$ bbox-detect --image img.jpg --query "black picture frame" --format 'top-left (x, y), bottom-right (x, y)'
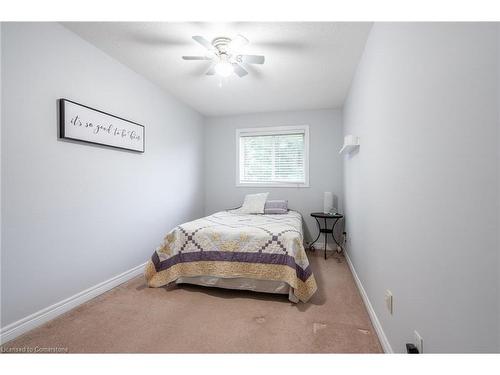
top-left (59, 98), bottom-right (145, 153)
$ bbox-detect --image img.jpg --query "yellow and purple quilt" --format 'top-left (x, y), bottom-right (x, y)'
top-left (145, 210), bottom-right (317, 302)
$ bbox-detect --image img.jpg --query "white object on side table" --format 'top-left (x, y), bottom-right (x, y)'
top-left (323, 192), bottom-right (333, 214)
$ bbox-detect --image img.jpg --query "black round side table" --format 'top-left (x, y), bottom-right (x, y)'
top-left (309, 212), bottom-right (344, 260)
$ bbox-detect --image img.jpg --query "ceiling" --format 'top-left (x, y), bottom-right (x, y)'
top-left (62, 22), bottom-right (372, 116)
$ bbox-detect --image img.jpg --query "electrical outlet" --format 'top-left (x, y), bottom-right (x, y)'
top-left (384, 290), bottom-right (393, 314)
top-left (343, 232), bottom-right (350, 245)
top-left (414, 330), bottom-right (423, 354)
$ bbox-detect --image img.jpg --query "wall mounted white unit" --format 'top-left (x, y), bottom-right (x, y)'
top-left (339, 135), bottom-right (360, 155)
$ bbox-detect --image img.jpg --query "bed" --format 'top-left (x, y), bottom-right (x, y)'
top-left (144, 210), bottom-right (317, 302)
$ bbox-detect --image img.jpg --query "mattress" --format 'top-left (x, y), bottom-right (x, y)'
top-left (144, 210), bottom-right (317, 302)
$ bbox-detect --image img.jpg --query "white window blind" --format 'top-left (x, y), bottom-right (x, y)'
top-left (237, 126), bottom-right (309, 187)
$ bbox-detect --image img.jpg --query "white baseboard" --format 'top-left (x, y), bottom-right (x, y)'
top-left (0, 262), bottom-right (146, 345)
top-left (344, 251), bottom-right (394, 353)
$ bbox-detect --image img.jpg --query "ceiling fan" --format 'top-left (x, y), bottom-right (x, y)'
top-left (182, 35), bottom-right (265, 78)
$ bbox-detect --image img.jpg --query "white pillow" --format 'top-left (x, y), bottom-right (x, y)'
top-left (239, 193), bottom-right (269, 214)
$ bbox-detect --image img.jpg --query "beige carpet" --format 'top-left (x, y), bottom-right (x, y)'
top-left (3, 250), bottom-right (382, 353)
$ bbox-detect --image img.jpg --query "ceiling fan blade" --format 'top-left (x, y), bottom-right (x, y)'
top-left (192, 35), bottom-right (214, 51)
top-left (182, 56), bottom-right (211, 60)
top-left (206, 63), bottom-right (216, 75)
top-left (228, 34), bottom-right (249, 50)
top-left (238, 55), bottom-right (265, 64)
top-left (232, 63), bottom-right (248, 77)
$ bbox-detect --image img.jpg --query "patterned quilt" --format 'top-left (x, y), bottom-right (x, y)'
top-left (145, 210), bottom-right (317, 302)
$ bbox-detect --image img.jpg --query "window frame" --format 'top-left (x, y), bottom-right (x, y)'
top-left (235, 125), bottom-right (310, 188)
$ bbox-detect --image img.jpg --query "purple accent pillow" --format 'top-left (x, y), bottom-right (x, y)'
top-left (264, 200), bottom-right (288, 214)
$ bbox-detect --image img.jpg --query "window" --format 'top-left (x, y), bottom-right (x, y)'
top-left (236, 125), bottom-right (309, 187)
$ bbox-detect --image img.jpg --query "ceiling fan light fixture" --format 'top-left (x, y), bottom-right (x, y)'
top-left (214, 61), bottom-right (234, 77)
top-left (182, 34), bottom-right (263, 80)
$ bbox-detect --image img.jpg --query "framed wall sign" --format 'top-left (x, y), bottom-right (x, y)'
top-left (59, 99), bottom-right (145, 153)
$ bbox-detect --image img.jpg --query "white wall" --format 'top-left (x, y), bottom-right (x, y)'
top-left (204, 109), bottom-right (343, 243)
top-left (1, 23), bottom-right (204, 327)
top-left (498, 23), bottom-right (500, 351)
top-left (0, 23), bottom-right (3, 328)
top-left (343, 23), bottom-right (499, 352)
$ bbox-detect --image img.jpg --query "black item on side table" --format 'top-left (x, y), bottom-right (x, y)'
top-left (309, 212), bottom-right (344, 260)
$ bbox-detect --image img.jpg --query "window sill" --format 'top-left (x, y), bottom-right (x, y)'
top-left (236, 182), bottom-right (310, 188)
